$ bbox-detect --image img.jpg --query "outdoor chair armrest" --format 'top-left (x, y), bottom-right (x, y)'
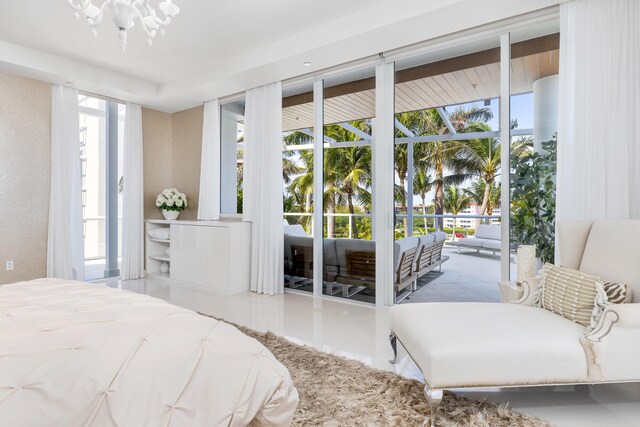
top-left (509, 276), bottom-right (541, 306)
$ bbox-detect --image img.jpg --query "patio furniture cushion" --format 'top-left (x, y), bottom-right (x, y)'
top-left (474, 224), bottom-right (501, 240)
top-left (324, 238), bottom-right (339, 277)
top-left (539, 263), bottom-right (599, 327)
top-left (482, 240), bottom-right (501, 250)
top-left (284, 224), bottom-right (308, 236)
top-left (457, 238), bottom-right (483, 248)
top-left (390, 303), bottom-right (589, 389)
top-left (433, 232), bottom-right (446, 243)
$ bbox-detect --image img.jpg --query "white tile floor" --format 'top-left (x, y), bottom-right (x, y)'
top-left (96, 249), bottom-right (640, 427)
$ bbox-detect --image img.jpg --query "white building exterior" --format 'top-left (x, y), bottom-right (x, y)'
top-left (442, 204), bottom-right (501, 231)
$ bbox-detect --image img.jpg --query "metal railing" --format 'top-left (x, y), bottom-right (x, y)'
top-left (284, 212), bottom-right (500, 239)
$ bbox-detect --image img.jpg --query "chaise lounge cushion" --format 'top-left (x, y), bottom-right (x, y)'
top-left (390, 303), bottom-right (588, 389)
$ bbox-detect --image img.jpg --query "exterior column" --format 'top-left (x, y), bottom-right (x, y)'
top-left (533, 74), bottom-right (559, 152)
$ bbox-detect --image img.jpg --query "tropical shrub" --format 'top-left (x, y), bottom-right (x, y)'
top-left (510, 136), bottom-right (557, 264)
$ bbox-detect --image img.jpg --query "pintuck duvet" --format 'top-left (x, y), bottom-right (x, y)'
top-left (0, 279), bottom-right (299, 426)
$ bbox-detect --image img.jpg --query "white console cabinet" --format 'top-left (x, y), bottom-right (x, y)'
top-left (145, 219), bottom-right (251, 294)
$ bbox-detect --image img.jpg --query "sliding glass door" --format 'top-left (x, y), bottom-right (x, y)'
top-left (271, 18), bottom-right (559, 304)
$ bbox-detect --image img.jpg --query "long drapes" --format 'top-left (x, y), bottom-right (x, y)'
top-left (243, 82), bottom-right (284, 295)
top-left (197, 99), bottom-right (221, 221)
top-left (557, 0), bottom-right (640, 221)
top-left (121, 102), bottom-right (145, 280)
top-left (47, 84), bottom-right (84, 280)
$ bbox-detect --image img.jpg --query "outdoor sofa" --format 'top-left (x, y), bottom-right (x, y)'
top-left (283, 225), bottom-right (449, 302)
top-left (448, 223), bottom-right (504, 254)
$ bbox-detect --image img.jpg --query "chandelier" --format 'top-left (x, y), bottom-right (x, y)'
top-left (67, 1), bottom-right (180, 50)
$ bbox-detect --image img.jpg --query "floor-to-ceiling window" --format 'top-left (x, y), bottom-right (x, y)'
top-left (281, 82), bottom-right (315, 293)
top-left (391, 36), bottom-right (504, 302)
top-left (509, 31), bottom-right (559, 276)
top-left (220, 100), bottom-right (245, 215)
top-left (321, 68), bottom-right (377, 303)
top-left (79, 95), bottom-right (124, 280)
top-left (272, 19), bottom-right (559, 305)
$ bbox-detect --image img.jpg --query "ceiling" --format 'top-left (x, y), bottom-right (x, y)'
top-left (0, 0), bottom-right (560, 113)
top-left (283, 48), bottom-right (559, 131)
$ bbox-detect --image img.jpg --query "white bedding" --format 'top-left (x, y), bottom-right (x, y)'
top-left (0, 279), bottom-right (298, 426)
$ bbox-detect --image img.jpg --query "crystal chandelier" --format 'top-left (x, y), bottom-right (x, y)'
top-left (67, 0), bottom-right (180, 50)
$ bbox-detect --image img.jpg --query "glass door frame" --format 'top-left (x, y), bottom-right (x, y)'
top-left (283, 9), bottom-right (560, 304)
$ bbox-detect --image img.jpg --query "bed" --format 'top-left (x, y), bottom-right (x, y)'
top-left (0, 278), bottom-right (299, 426)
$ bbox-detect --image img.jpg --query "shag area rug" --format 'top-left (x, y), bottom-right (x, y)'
top-left (202, 315), bottom-right (550, 426)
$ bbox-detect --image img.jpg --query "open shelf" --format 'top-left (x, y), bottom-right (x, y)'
top-left (149, 238), bottom-right (170, 243)
top-left (149, 254), bottom-right (170, 262)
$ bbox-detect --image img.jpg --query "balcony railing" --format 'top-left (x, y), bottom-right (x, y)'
top-left (284, 212), bottom-right (500, 239)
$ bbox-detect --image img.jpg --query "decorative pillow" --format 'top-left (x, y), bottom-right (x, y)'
top-left (536, 263), bottom-right (600, 327)
top-left (590, 281), bottom-right (633, 330)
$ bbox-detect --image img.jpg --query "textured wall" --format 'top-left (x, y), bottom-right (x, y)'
top-left (142, 108), bottom-right (172, 219)
top-left (0, 73), bottom-right (203, 284)
top-left (170, 105), bottom-right (203, 220)
top-left (0, 74), bottom-right (51, 285)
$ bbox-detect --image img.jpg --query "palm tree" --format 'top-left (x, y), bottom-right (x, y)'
top-left (394, 112), bottom-right (432, 236)
top-left (323, 122), bottom-right (372, 239)
top-left (413, 167), bottom-right (434, 233)
top-left (415, 106), bottom-right (494, 231)
top-left (443, 185), bottom-right (471, 241)
top-left (457, 124), bottom-right (530, 215)
top-left (324, 145), bottom-right (371, 238)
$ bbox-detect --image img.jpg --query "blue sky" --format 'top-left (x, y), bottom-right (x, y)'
top-left (463, 92), bottom-right (534, 132)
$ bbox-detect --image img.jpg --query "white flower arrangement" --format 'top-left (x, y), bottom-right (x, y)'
top-left (156, 188), bottom-right (188, 212)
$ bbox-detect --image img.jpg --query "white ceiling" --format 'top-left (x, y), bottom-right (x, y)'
top-left (0, 0), bottom-right (560, 113)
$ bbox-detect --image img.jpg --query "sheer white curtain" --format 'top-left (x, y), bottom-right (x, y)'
top-left (243, 82), bottom-right (284, 295)
top-left (557, 0), bottom-right (640, 221)
top-left (47, 84), bottom-right (84, 280)
top-left (121, 102), bottom-right (145, 280)
top-left (197, 99), bottom-right (221, 220)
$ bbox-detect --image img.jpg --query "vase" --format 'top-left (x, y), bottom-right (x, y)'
top-left (159, 262), bottom-right (169, 274)
top-left (516, 245), bottom-right (536, 284)
top-left (162, 209), bottom-right (180, 221)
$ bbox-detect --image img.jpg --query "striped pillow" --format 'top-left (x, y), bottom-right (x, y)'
top-left (536, 264), bottom-right (599, 327)
top-left (590, 281), bottom-right (633, 330)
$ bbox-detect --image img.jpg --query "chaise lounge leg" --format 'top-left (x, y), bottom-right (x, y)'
top-left (388, 333), bottom-right (398, 364)
top-left (424, 386), bottom-right (443, 427)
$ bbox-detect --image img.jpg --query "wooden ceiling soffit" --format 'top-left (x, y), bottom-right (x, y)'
top-left (282, 33), bottom-right (559, 109)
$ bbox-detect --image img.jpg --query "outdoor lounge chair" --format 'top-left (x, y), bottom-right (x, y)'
top-left (414, 232), bottom-right (449, 280)
top-left (335, 237), bottom-right (422, 302)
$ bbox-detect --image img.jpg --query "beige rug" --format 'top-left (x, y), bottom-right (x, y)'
top-left (202, 315), bottom-right (549, 426)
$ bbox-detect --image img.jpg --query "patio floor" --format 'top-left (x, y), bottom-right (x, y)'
top-left (403, 245), bottom-right (510, 303)
top-left (286, 243), bottom-right (516, 304)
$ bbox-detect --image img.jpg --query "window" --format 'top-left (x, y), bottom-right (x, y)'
top-left (220, 101), bottom-right (245, 214)
top-left (79, 95), bottom-right (125, 280)
top-left (275, 20), bottom-right (559, 305)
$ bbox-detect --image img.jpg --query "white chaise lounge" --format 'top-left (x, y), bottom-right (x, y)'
top-left (389, 220), bottom-right (640, 426)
